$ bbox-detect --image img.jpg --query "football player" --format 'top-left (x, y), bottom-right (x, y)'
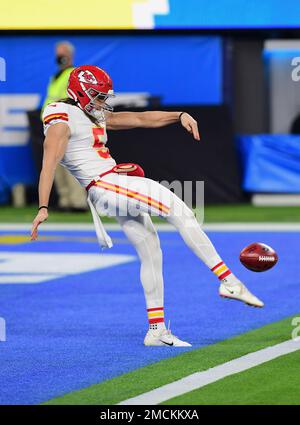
top-left (31, 66), bottom-right (264, 347)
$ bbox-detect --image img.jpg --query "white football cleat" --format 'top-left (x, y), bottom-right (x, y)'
top-left (144, 328), bottom-right (192, 347)
top-left (219, 280), bottom-right (264, 308)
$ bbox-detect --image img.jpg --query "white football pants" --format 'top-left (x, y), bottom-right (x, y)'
top-left (89, 173), bottom-right (223, 311)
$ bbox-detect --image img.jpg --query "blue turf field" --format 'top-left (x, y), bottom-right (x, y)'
top-left (0, 228), bottom-right (299, 404)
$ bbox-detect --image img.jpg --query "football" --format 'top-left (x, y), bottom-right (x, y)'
top-left (240, 242), bottom-right (278, 272)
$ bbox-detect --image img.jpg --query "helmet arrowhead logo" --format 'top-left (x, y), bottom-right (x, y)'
top-left (78, 70), bottom-right (97, 85)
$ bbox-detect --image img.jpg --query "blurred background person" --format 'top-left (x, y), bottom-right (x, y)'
top-left (41, 41), bottom-right (74, 112)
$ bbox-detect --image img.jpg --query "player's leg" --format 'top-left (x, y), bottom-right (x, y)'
top-left (116, 212), bottom-right (191, 347)
top-left (122, 174), bottom-right (263, 307)
top-left (91, 174), bottom-right (263, 307)
top-left (98, 173), bottom-right (235, 279)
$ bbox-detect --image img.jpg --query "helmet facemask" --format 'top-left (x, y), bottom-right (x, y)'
top-left (84, 87), bottom-right (114, 123)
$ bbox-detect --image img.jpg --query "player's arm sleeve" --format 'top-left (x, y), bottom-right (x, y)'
top-left (42, 103), bottom-right (71, 136)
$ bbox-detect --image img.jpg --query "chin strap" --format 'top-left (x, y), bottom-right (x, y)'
top-left (93, 109), bottom-right (106, 124)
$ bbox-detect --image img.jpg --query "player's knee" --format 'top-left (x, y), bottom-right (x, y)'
top-left (147, 231), bottom-right (161, 253)
top-left (153, 245), bottom-right (163, 263)
top-left (144, 231), bottom-right (162, 261)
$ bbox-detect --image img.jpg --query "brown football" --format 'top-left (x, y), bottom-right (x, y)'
top-left (240, 242), bottom-right (278, 272)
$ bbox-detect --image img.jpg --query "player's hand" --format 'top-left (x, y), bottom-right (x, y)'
top-left (31, 208), bottom-right (48, 241)
top-left (180, 113), bottom-right (200, 141)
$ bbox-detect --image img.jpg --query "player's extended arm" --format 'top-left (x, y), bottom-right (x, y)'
top-left (31, 123), bottom-right (70, 241)
top-left (106, 111), bottom-right (200, 141)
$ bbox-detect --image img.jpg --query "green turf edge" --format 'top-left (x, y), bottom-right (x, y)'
top-left (163, 350), bottom-right (300, 405)
top-left (42, 315), bottom-right (299, 405)
top-left (1, 204), bottom-right (300, 223)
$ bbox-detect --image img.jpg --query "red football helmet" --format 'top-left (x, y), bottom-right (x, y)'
top-left (67, 65), bottom-right (114, 120)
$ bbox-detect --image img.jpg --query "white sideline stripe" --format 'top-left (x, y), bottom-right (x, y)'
top-left (1, 223), bottom-right (300, 232)
top-left (202, 223), bottom-right (300, 232)
top-left (0, 274), bottom-right (61, 283)
top-left (118, 339), bottom-right (300, 405)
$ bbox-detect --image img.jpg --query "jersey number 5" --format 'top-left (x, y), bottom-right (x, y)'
top-left (92, 127), bottom-right (111, 159)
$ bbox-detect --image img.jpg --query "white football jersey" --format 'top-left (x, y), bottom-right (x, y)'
top-left (42, 102), bottom-right (116, 187)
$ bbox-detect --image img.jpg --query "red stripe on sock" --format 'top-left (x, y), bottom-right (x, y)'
top-left (147, 307), bottom-right (164, 312)
top-left (219, 269), bottom-right (232, 280)
top-left (211, 261), bottom-right (224, 272)
top-left (149, 318), bottom-right (165, 324)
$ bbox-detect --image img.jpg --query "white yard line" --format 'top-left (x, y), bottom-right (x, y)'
top-left (1, 223), bottom-right (300, 232)
top-left (119, 339), bottom-right (300, 405)
top-left (202, 223), bottom-right (300, 232)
